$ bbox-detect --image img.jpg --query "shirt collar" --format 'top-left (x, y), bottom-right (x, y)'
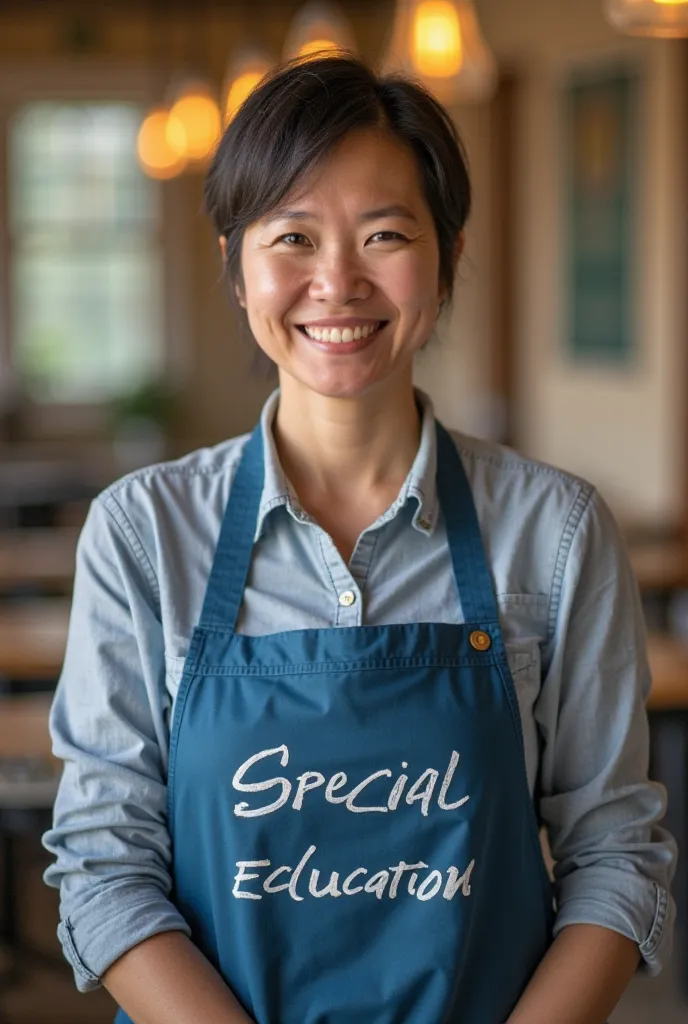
top-left (253, 387), bottom-right (439, 541)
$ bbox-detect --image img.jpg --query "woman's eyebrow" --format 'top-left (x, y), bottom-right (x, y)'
top-left (263, 204), bottom-right (418, 225)
top-left (359, 205), bottom-right (418, 223)
top-left (263, 209), bottom-right (314, 224)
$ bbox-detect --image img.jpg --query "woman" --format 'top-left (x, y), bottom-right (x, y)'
top-left (44, 55), bottom-right (676, 1024)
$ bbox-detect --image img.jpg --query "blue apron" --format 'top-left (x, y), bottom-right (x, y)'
top-left (115, 420), bottom-right (554, 1024)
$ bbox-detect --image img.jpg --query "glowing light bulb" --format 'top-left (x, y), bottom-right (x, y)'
top-left (225, 71), bottom-right (264, 121)
top-left (168, 83), bottom-right (221, 163)
top-left (223, 49), bottom-right (273, 125)
top-left (385, 0), bottom-right (497, 104)
top-left (137, 107), bottom-right (187, 180)
top-left (412, 1), bottom-right (463, 78)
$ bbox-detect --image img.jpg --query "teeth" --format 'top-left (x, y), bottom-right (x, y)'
top-left (302, 322), bottom-right (380, 342)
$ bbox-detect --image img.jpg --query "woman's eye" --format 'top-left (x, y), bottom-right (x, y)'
top-left (367, 231), bottom-right (407, 244)
top-left (277, 232), bottom-right (311, 246)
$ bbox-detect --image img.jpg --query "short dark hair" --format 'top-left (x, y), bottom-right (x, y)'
top-left (205, 54), bottom-right (471, 304)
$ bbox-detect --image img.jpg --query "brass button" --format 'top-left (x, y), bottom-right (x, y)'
top-left (418, 518), bottom-right (432, 531)
top-left (469, 630), bottom-right (491, 652)
top-left (339, 590), bottom-right (356, 608)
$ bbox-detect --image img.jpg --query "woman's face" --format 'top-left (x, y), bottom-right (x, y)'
top-left (233, 128), bottom-right (451, 401)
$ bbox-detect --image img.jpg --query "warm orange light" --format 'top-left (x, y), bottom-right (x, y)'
top-left (168, 85), bottom-right (222, 163)
top-left (225, 71), bottom-right (265, 122)
top-left (137, 108), bottom-right (187, 180)
top-left (385, 1), bottom-right (496, 103)
top-left (299, 38), bottom-right (338, 56)
top-left (654, 0), bottom-right (688, 5)
top-left (412, 0), bottom-right (463, 78)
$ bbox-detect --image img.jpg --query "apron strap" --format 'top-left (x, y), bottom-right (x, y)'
top-left (198, 424), bottom-right (265, 631)
top-left (199, 417), bottom-right (500, 632)
top-left (435, 421), bottom-right (501, 625)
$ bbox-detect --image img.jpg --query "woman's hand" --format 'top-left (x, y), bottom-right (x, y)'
top-left (506, 924), bottom-right (640, 1024)
top-left (103, 931), bottom-right (255, 1024)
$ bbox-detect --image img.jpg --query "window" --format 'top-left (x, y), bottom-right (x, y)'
top-left (7, 100), bottom-right (164, 404)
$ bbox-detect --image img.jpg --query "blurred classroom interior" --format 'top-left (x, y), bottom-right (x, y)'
top-left (0, 0), bottom-right (688, 1020)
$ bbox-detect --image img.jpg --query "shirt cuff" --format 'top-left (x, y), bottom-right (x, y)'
top-left (57, 883), bottom-right (191, 992)
top-left (553, 867), bottom-right (675, 975)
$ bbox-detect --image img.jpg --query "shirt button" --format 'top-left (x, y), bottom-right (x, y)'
top-left (339, 590), bottom-right (356, 608)
top-left (418, 518), bottom-right (432, 531)
top-left (469, 630), bottom-right (492, 652)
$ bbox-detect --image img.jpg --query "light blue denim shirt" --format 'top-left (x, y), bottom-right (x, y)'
top-left (43, 388), bottom-right (677, 993)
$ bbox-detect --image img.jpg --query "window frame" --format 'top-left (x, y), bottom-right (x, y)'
top-left (0, 60), bottom-right (191, 438)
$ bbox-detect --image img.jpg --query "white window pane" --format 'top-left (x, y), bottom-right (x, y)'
top-left (13, 248), bottom-right (163, 402)
top-left (10, 102), bottom-right (158, 231)
top-left (9, 100), bottom-right (164, 404)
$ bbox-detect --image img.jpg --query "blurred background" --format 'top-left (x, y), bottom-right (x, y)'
top-left (0, 0), bottom-right (686, 1020)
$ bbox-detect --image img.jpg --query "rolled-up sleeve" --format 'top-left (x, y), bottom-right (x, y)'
top-left (537, 487), bottom-right (677, 973)
top-left (43, 494), bottom-right (190, 992)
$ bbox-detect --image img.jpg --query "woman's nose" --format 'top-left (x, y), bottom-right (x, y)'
top-left (308, 250), bottom-right (373, 305)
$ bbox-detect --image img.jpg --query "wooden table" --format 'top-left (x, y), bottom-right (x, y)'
top-left (0, 599), bottom-right (70, 682)
top-left (0, 529), bottom-right (78, 593)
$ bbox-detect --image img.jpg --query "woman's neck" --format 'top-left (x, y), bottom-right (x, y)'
top-left (273, 374), bottom-right (422, 504)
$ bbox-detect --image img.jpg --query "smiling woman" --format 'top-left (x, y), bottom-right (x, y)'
top-left (208, 58), bottom-right (469, 409)
top-left (44, 53), bottom-right (676, 1024)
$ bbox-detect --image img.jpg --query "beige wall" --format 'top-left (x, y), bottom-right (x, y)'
top-left (424, 0), bottom-right (686, 526)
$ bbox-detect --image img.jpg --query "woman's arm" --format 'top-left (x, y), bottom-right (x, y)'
top-left (103, 932), bottom-right (254, 1024)
top-left (535, 489), bottom-right (676, 982)
top-left (507, 924), bottom-right (639, 1024)
top-left (43, 496), bottom-right (193, 991)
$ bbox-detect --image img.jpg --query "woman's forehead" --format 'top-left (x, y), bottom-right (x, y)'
top-left (268, 129), bottom-right (426, 216)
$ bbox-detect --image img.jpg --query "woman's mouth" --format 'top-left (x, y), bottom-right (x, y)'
top-left (297, 321), bottom-right (385, 344)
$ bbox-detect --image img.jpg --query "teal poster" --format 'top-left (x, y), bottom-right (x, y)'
top-left (565, 67), bottom-right (638, 364)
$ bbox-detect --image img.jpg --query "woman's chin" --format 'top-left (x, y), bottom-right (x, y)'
top-left (287, 374), bottom-right (377, 401)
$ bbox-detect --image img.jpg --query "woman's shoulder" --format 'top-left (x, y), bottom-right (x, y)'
top-left (93, 431), bottom-right (256, 527)
top-left (447, 428), bottom-right (595, 511)
top-left (102, 432), bottom-right (253, 501)
top-left (83, 432), bottom-right (254, 570)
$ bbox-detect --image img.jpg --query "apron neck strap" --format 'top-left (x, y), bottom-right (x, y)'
top-left (434, 421), bottom-right (500, 625)
top-left (199, 424), bottom-right (265, 631)
top-left (199, 418), bottom-right (500, 632)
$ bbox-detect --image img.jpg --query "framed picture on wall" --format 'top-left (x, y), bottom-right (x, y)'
top-left (563, 62), bottom-right (640, 366)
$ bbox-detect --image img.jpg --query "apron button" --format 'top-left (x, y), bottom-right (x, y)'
top-left (339, 590), bottom-right (356, 607)
top-left (469, 630), bottom-right (491, 651)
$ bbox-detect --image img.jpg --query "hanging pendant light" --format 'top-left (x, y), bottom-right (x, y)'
top-left (385, 0), bottom-right (498, 104)
top-left (223, 48), bottom-right (273, 124)
top-left (137, 106), bottom-right (187, 180)
top-left (605, 0), bottom-right (688, 37)
top-left (167, 79), bottom-right (222, 166)
top-left (283, 1), bottom-right (356, 60)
